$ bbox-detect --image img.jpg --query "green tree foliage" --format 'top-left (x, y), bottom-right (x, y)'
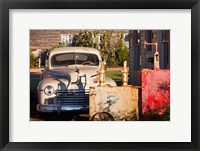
top-left (116, 32), bottom-right (129, 66)
top-left (30, 48), bottom-right (37, 68)
top-left (93, 30), bottom-right (100, 49)
top-left (72, 30), bottom-right (129, 67)
top-left (99, 30), bottom-right (116, 66)
top-left (51, 43), bottom-right (65, 49)
top-left (72, 30), bottom-right (100, 48)
top-left (75, 30), bottom-right (94, 47)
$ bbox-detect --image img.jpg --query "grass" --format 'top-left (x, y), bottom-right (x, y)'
top-left (105, 71), bottom-right (122, 81)
top-left (30, 73), bottom-right (40, 94)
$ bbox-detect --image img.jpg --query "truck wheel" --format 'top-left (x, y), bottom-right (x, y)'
top-left (90, 112), bottom-right (114, 121)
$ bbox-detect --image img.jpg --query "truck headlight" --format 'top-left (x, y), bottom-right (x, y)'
top-left (44, 85), bottom-right (54, 96)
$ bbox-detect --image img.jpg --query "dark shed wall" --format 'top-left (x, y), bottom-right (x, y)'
top-left (128, 30), bottom-right (170, 86)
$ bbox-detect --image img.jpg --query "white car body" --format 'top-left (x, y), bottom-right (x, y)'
top-left (37, 47), bottom-right (116, 113)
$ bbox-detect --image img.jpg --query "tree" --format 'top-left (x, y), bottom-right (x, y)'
top-left (30, 48), bottom-right (37, 68)
top-left (51, 43), bottom-right (65, 49)
top-left (72, 30), bottom-right (128, 67)
top-left (99, 30), bottom-right (117, 66)
top-left (115, 32), bottom-right (128, 66)
top-left (75, 30), bottom-right (94, 47)
top-left (92, 30), bottom-right (100, 49)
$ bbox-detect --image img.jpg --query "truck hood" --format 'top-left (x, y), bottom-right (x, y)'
top-left (39, 65), bottom-right (116, 93)
top-left (46, 66), bottom-right (99, 83)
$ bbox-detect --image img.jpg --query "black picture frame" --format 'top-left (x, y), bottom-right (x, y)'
top-left (0, 0), bottom-right (199, 151)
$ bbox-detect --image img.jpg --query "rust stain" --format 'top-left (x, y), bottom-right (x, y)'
top-left (89, 86), bottom-right (139, 121)
top-left (142, 69), bottom-right (170, 115)
top-left (121, 61), bottom-right (128, 86)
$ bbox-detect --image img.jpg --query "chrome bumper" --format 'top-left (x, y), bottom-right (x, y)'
top-left (37, 104), bottom-right (89, 113)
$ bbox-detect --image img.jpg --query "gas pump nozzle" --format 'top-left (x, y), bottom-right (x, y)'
top-left (98, 62), bottom-right (105, 86)
top-left (144, 41), bottom-right (160, 70)
top-left (121, 61), bottom-right (128, 86)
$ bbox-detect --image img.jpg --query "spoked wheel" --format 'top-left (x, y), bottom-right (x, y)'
top-left (91, 112), bottom-right (114, 121)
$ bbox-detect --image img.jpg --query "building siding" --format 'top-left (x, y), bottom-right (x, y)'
top-left (30, 30), bottom-right (129, 50)
top-left (128, 30), bottom-right (170, 85)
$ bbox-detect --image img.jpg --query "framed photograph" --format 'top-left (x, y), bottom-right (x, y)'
top-left (0, 0), bottom-right (199, 151)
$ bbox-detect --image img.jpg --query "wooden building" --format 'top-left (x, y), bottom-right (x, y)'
top-left (30, 30), bottom-right (129, 50)
top-left (128, 30), bottom-right (170, 86)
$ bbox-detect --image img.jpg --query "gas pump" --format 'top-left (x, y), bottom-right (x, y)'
top-left (142, 41), bottom-right (170, 115)
top-left (144, 41), bottom-right (160, 69)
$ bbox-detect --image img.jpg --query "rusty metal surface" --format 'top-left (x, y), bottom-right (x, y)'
top-left (98, 62), bottom-right (106, 86)
top-left (141, 69), bottom-right (170, 115)
top-left (144, 41), bottom-right (160, 69)
top-left (121, 61), bottom-right (128, 86)
top-left (89, 86), bottom-right (139, 121)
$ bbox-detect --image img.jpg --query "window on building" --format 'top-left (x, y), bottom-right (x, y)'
top-left (124, 33), bottom-right (129, 48)
top-left (60, 34), bottom-right (73, 44)
top-left (145, 30), bottom-right (152, 51)
top-left (124, 33), bottom-right (129, 42)
top-left (60, 34), bottom-right (66, 44)
top-left (68, 34), bottom-right (72, 43)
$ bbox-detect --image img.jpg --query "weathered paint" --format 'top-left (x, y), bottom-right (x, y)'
top-left (89, 86), bottom-right (139, 121)
top-left (141, 69), bottom-right (170, 114)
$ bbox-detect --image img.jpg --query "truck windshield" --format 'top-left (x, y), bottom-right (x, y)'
top-left (51, 52), bottom-right (99, 67)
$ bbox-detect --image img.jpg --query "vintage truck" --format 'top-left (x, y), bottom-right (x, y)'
top-left (36, 47), bottom-right (117, 114)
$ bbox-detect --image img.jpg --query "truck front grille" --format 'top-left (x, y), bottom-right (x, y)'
top-left (56, 90), bottom-right (89, 105)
